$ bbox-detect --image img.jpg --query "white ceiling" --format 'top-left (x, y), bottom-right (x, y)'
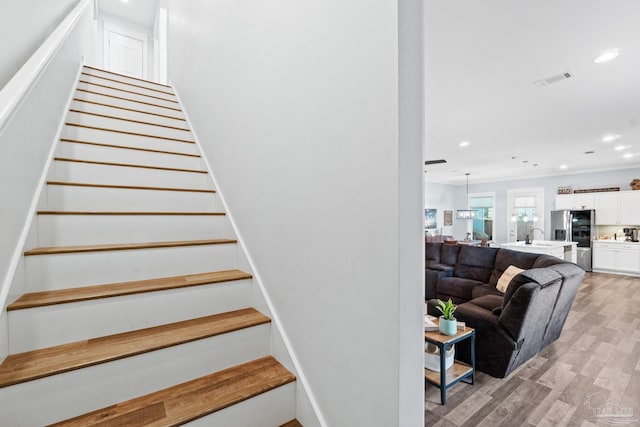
top-left (424, 0), bottom-right (640, 185)
top-left (97, 0), bottom-right (159, 29)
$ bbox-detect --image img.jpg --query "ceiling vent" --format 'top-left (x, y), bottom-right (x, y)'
top-left (534, 71), bottom-right (573, 87)
top-left (424, 159), bottom-right (447, 165)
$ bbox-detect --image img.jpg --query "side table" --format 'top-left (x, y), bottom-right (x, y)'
top-left (424, 320), bottom-right (475, 404)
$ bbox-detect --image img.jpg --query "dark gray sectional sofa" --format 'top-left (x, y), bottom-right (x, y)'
top-left (425, 243), bottom-right (585, 378)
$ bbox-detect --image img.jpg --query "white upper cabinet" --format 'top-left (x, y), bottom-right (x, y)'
top-left (619, 191), bottom-right (640, 225)
top-left (555, 193), bottom-right (595, 210)
top-left (594, 192), bottom-right (620, 225)
top-left (558, 191), bottom-right (640, 225)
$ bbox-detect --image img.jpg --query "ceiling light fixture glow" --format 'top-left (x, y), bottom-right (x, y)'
top-left (602, 134), bottom-right (621, 143)
top-left (559, 164), bottom-right (568, 169)
top-left (623, 153), bottom-right (634, 159)
top-left (594, 49), bottom-right (619, 64)
top-left (614, 145), bottom-right (627, 151)
top-left (459, 141), bottom-right (470, 147)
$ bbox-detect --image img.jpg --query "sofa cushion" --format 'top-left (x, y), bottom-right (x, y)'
top-left (441, 244), bottom-right (461, 266)
top-left (437, 276), bottom-right (484, 302)
top-left (454, 246), bottom-right (499, 283)
top-left (489, 249), bottom-right (540, 286)
top-left (471, 283), bottom-right (503, 299)
top-left (532, 254), bottom-right (566, 268)
top-left (426, 262), bottom-right (454, 272)
top-left (426, 242), bottom-right (442, 264)
top-left (502, 268), bottom-right (563, 308)
top-left (496, 265), bottom-right (524, 293)
top-left (468, 294), bottom-right (503, 311)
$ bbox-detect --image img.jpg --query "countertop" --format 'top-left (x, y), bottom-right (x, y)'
top-left (593, 239), bottom-right (640, 244)
top-left (500, 240), bottom-right (577, 250)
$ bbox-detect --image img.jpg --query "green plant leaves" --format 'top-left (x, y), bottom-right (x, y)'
top-left (435, 298), bottom-right (457, 320)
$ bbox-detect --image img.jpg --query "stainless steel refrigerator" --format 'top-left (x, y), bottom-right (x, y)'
top-left (550, 209), bottom-right (596, 271)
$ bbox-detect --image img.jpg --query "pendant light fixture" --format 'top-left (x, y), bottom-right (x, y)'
top-left (456, 173), bottom-right (477, 220)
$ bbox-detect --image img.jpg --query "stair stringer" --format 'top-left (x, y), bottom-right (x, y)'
top-left (0, 63), bottom-right (86, 363)
top-left (175, 88), bottom-right (326, 427)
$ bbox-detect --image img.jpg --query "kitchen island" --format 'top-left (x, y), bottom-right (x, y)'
top-left (499, 240), bottom-right (578, 263)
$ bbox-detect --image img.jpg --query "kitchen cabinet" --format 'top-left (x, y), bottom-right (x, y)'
top-left (593, 241), bottom-right (640, 275)
top-left (555, 193), bottom-right (594, 210)
top-left (618, 191), bottom-right (640, 225)
top-left (594, 192), bottom-right (620, 225)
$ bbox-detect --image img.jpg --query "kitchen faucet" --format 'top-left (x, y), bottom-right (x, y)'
top-left (525, 227), bottom-right (544, 245)
top-left (531, 228), bottom-right (544, 240)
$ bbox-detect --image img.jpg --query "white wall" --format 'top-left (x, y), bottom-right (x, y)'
top-left (0, 0), bottom-right (80, 90)
top-left (0, 0), bottom-right (93, 361)
top-left (167, 1), bottom-right (424, 425)
top-left (424, 181), bottom-right (457, 236)
top-left (426, 166), bottom-right (640, 243)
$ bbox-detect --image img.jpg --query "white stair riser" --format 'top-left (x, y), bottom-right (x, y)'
top-left (82, 67), bottom-right (172, 93)
top-left (66, 111), bottom-right (194, 142)
top-left (70, 99), bottom-right (188, 128)
top-left (80, 73), bottom-right (178, 101)
top-left (0, 325), bottom-right (271, 427)
top-left (25, 243), bottom-right (238, 291)
top-left (36, 214), bottom-right (229, 246)
top-left (9, 279), bottom-right (253, 353)
top-left (57, 140), bottom-right (204, 170)
top-left (74, 90), bottom-right (185, 119)
top-left (40, 185), bottom-right (218, 212)
top-left (48, 161), bottom-right (212, 189)
top-left (77, 81), bottom-right (179, 110)
top-left (186, 383), bottom-right (296, 427)
top-left (62, 125), bottom-right (198, 155)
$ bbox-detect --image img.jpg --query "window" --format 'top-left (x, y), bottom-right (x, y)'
top-left (507, 188), bottom-right (545, 243)
top-left (468, 193), bottom-right (494, 240)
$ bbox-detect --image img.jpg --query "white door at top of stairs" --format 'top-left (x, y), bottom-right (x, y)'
top-left (104, 25), bottom-right (148, 79)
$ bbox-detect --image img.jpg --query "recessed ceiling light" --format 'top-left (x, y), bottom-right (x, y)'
top-left (559, 164), bottom-right (568, 169)
top-left (602, 134), bottom-right (621, 143)
top-left (121, 0), bottom-right (130, 3)
top-left (459, 141), bottom-right (470, 147)
top-left (594, 49), bottom-right (619, 64)
top-left (614, 145), bottom-right (628, 151)
top-left (623, 153), bottom-right (635, 159)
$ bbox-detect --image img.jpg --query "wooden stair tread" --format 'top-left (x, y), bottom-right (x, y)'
top-left (24, 239), bottom-right (236, 256)
top-left (80, 72), bottom-right (176, 96)
top-left (8, 270), bottom-right (252, 310)
top-left (78, 80), bottom-right (178, 104)
top-left (280, 421), bottom-right (304, 427)
top-left (68, 109), bottom-right (191, 132)
top-left (49, 356), bottom-right (295, 427)
top-left (53, 157), bottom-right (207, 174)
top-left (83, 65), bottom-right (173, 89)
top-left (60, 138), bottom-right (200, 158)
top-left (46, 181), bottom-right (215, 193)
top-left (0, 308), bottom-right (270, 389)
top-left (37, 211), bottom-right (224, 216)
top-left (65, 123), bottom-right (195, 144)
top-left (72, 98), bottom-right (186, 121)
top-left (76, 88), bottom-right (183, 112)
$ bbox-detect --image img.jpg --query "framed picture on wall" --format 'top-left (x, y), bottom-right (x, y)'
top-left (425, 209), bottom-right (437, 229)
top-left (444, 210), bottom-right (453, 226)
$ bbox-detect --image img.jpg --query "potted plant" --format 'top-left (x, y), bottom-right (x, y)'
top-left (436, 298), bottom-right (457, 336)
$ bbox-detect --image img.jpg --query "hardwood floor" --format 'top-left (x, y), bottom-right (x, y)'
top-left (425, 272), bottom-right (640, 426)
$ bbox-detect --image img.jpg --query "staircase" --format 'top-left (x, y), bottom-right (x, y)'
top-left (0, 66), bottom-right (300, 426)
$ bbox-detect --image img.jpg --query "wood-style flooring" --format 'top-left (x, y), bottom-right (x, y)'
top-left (425, 272), bottom-right (640, 426)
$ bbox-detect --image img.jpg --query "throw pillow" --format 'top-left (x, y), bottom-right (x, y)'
top-left (496, 265), bottom-right (525, 293)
